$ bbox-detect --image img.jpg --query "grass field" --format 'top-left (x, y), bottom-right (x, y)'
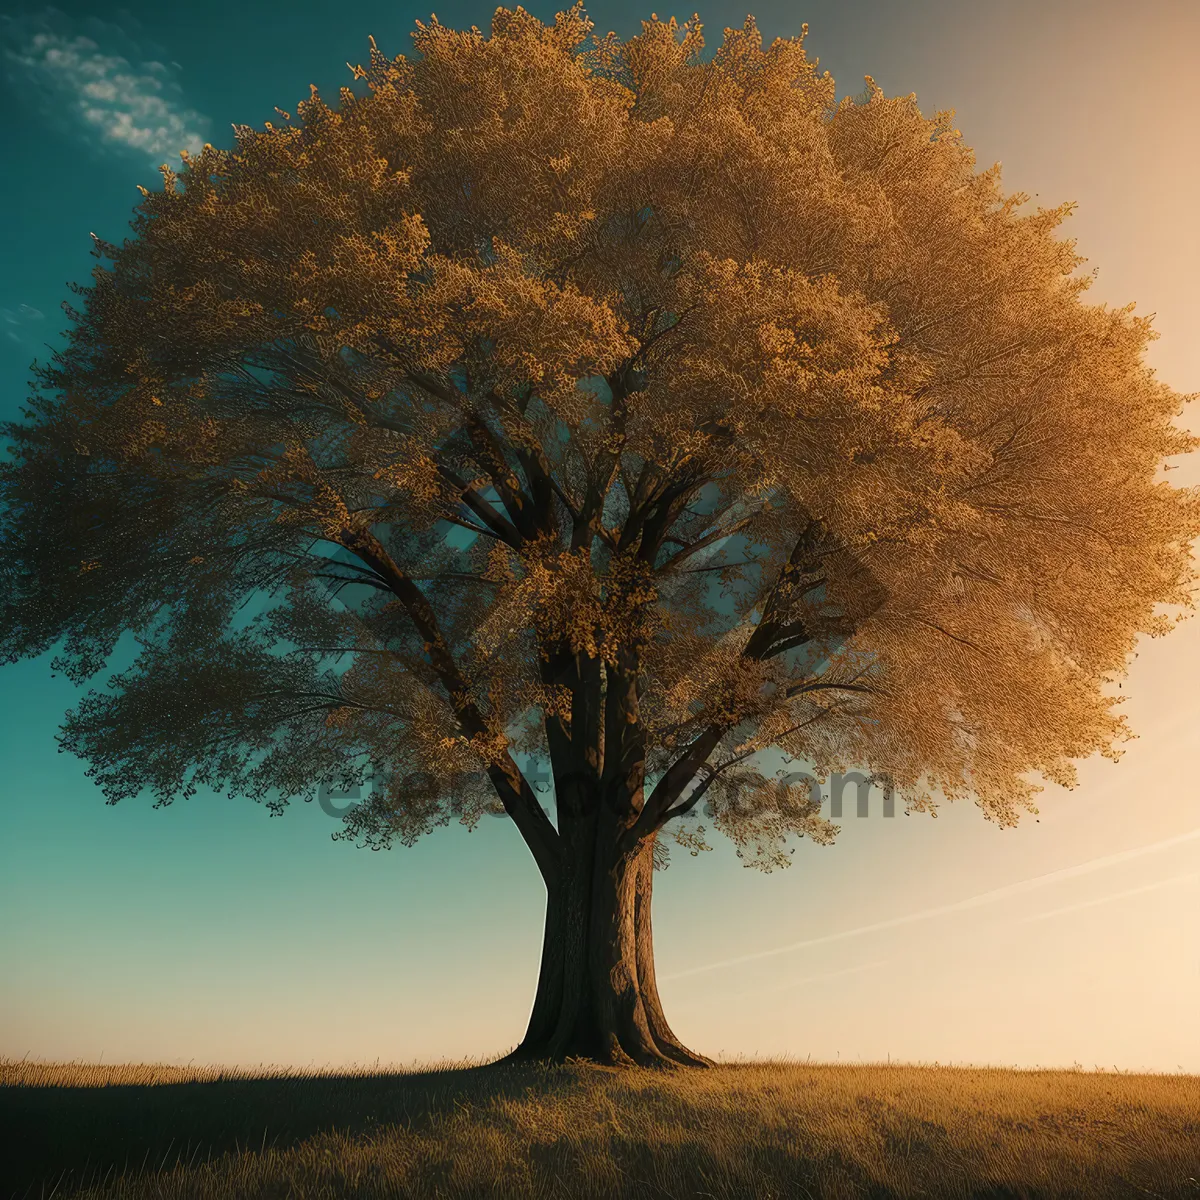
top-left (3, 1054), bottom-right (1198, 1199)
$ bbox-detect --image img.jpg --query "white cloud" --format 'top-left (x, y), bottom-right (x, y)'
top-left (1, 303), bottom-right (45, 345)
top-left (0, 8), bottom-right (209, 166)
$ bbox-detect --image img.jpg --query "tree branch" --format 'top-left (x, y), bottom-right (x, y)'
top-left (659, 709), bottom-right (835, 823)
top-left (331, 522), bottom-right (562, 882)
top-left (434, 460), bottom-right (523, 547)
top-left (628, 517), bottom-right (855, 843)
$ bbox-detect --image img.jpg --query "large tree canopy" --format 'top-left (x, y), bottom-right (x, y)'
top-left (2, 5), bottom-right (1196, 1067)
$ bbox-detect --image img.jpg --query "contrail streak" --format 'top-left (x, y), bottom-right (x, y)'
top-left (734, 958), bottom-right (893, 1000)
top-left (672, 958), bottom-right (893, 1007)
top-left (1016, 872), bottom-right (1200, 923)
top-left (661, 826), bottom-right (1200, 981)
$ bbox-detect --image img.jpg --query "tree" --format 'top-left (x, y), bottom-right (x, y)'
top-left (2, 5), bottom-right (1197, 1070)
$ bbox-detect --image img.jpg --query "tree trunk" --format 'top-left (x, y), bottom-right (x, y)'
top-left (631, 842), bottom-right (716, 1067)
top-left (501, 824), bottom-right (714, 1069)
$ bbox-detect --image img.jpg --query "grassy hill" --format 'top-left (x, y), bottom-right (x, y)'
top-left (3, 1055), bottom-right (1198, 1199)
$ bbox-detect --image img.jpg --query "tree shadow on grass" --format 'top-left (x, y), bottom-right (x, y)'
top-left (2, 1056), bottom-right (567, 1199)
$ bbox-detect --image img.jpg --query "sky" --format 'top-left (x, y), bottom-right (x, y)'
top-left (1, 0), bottom-right (1198, 1074)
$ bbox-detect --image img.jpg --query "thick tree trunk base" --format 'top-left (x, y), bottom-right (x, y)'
top-left (500, 833), bottom-right (716, 1071)
top-left (494, 1035), bottom-right (714, 1070)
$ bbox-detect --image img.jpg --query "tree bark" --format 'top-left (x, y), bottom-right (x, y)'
top-left (501, 821), bottom-right (713, 1069)
top-left (631, 842), bottom-right (716, 1067)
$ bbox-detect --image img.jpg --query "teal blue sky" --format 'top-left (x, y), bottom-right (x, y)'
top-left (1, 0), bottom-right (1198, 1073)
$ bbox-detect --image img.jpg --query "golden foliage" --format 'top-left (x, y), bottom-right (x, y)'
top-left (5, 4), bottom-right (1197, 865)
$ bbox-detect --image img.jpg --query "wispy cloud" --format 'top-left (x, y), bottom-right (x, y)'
top-left (662, 826), bottom-right (1200, 981)
top-left (0, 7), bottom-right (209, 165)
top-left (738, 958), bottom-right (892, 1001)
top-left (1015, 872), bottom-right (1199, 924)
top-left (1, 302), bottom-right (45, 345)
top-left (672, 957), bottom-right (893, 1008)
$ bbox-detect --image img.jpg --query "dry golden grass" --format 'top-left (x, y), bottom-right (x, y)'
top-left (3, 1054), bottom-right (1198, 1199)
